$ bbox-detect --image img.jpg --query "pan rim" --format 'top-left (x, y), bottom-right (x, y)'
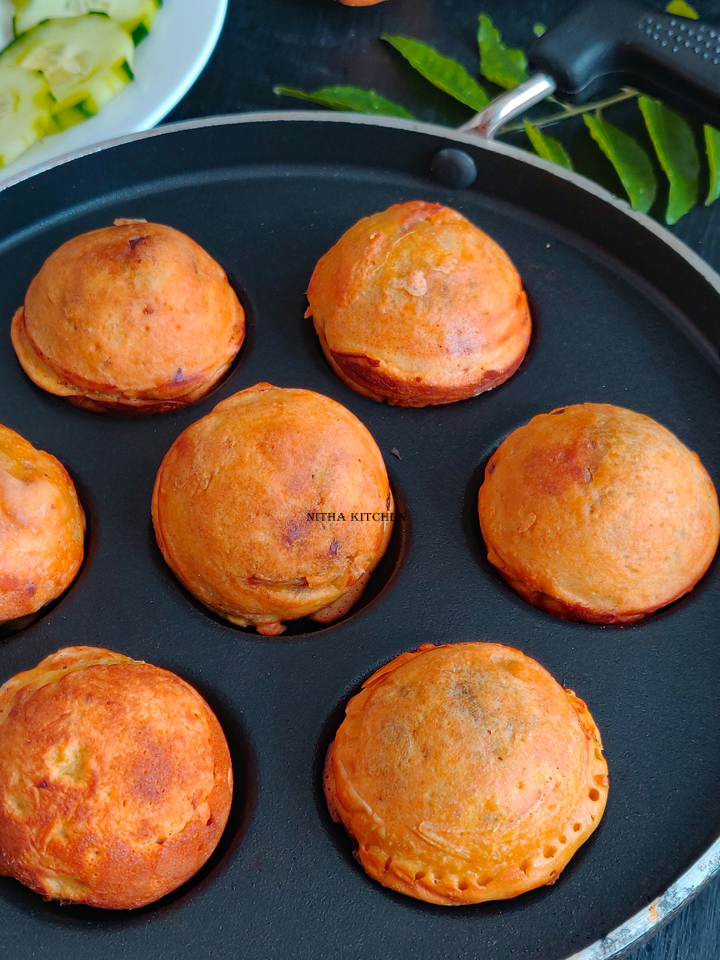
top-left (0, 107), bottom-right (718, 960)
top-left (2, 109), bottom-right (720, 313)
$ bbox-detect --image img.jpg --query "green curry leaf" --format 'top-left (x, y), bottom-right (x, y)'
top-left (584, 113), bottom-right (657, 213)
top-left (382, 34), bottom-right (489, 110)
top-left (273, 85), bottom-right (415, 119)
top-left (477, 14), bottom-right (529, 89)
top-left (523, 120), bottom-right (573, 169)
top-left (704, 125), bottom-right (720, 205)
top-left (639, 96), bottom-right (699, 224)
top-left (664, 1), bottom-right (699, 18)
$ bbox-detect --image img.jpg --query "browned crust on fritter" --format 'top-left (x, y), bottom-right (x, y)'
top-left (319, 319), bottom-right (529, 407)
top-left (0, 646), bottom-right (233, 909)
top-left (324, 642), bottom-right (608, 905)
top-left (13, 305), bottom-right (235, 415)
top-left (309, 570), bottom-right (372, 623)
top-left (152, 383), bottom-right (394, 634)
top-left (496, 571), bottom-right (698, 624)
top-left (0, 424), bottom-right (85, 623)
top-left (478, 403), bottom-right (720, 623)
top-left (307, 201), bottom-right (531, 407)
top-left (11, 222), bottom-right (244, 414)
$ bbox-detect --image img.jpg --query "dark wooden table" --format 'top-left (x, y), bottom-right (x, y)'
top-left (165, 1), bottom-right (720, 956)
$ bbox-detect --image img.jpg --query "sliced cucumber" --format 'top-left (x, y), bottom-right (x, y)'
top-left (12, 0), bottom-right (161, 44)
top-left (0, 63), bottom-right (53, 167)
top-left (5, 14), bottom-right (134, 120)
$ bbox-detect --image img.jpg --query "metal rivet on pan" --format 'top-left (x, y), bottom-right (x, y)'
top-left (430, 148), bottom-right (477, 188)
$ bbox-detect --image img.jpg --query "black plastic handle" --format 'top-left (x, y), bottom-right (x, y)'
top-left (529, 0), bottom-right (720, 125)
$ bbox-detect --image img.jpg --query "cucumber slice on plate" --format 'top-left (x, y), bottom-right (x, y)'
top-left (4, 14), bottom-right (134, 129)
top-left (12, 0), bottom-right (162, 45)
top-left (0, 63), bottom-right (53, 167)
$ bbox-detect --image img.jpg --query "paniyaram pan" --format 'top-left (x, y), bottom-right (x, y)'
top-left (1, 112), bottom-right (720, 960)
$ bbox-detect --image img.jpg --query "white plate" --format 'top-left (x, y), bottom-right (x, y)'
top-left (0, 0), bottom-right (228, 183)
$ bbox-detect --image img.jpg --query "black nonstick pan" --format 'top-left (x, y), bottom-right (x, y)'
top-left (1, 110), bottom-right (720, 960)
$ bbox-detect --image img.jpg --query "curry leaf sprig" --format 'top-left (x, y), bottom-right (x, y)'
top-left (273, 85), bottom-right (414, 118)
top-left (382, 34), bottom-right (489, 110)
top-left (274, 3), bottom-right (718, 224)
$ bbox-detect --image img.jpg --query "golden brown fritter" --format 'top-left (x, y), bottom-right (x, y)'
top-left (0, 423), bottom-right (84, 623)
top-left (0, 646), bottom-right (233, 909)
top-left (306, 201), bottom-right (530, 406)
top-left (325, 642), bottom-right (608, 904)
top-left (152, 383), bottom-right (394, 635)
top-left (11, 221), bottom-right (244, 414)
top-left (478, 403), bottom-right (720, 622)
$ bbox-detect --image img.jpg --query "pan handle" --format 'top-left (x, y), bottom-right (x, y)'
top-left (529, 0), bottom-right (720, 126)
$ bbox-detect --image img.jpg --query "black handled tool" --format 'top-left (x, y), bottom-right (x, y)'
top-left (461, 0), bottom-right (720, 137)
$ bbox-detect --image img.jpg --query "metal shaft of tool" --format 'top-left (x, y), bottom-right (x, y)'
top-left (458, 73), bottom-right (557, 139)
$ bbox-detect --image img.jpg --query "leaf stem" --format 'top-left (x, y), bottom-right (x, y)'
top-left (501, 88), bottom-right (639, 133)
top-left (546, 95), bottom-right (574, 112)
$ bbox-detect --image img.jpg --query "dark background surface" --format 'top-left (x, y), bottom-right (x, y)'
top-left (161, 1), bottom-right (720, 957)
